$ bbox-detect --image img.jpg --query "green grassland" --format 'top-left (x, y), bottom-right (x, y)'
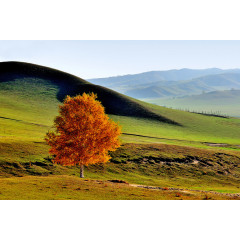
top-left (2, 141), bottom-right (240, 194)
top-left (3, 77), bottom-right (240, 147)
top-left (147, 90), bottom-right (240, 118)
top-left (1, 175), bottom-right (239, 200)
top-left (1, 62), bottom-right (240, 199)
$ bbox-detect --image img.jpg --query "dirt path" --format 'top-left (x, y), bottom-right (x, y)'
top-left (129, 183), bottom-right (240, 199)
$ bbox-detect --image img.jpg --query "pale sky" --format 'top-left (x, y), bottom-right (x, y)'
top-left (0, 40), bottom-right (240, 79)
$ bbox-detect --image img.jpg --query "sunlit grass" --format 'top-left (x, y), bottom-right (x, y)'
top-left (1, 76), bottom-right (240, 199)
top-left (0, 175), bottom-right (238, 200)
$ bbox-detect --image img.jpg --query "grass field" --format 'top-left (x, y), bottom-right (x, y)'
top-left (2, 77), bottom-right (240, 147)
top-left (1, 175), bottom-right (239, 200)
top-left (1, 62), bottom-right (240, 199)
top-left (147, 89), bottom-right (240, 118)
top-left (2, 141), bottom-right (240, 194)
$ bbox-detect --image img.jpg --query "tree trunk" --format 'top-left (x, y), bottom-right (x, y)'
top-left (80, 164), bottom-right (84, 178)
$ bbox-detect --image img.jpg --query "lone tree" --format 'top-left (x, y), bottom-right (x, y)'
top-left (45, 93), bottom-right (121, 178)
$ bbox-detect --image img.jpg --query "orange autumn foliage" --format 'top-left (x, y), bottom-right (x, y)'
top-left (45, 93), bottom-right (121, 167)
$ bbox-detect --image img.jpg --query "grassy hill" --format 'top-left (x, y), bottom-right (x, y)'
top-left (1, 61), bottom-right (240, 199)
top-left (0, 61), bottom-right (175, 123)
top-left (2, 62), bottom-right (240, 147)
top-left (148, 89), bottom-right (240, 117)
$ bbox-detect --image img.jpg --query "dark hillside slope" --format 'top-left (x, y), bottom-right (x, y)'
top-left (0, 61), bottom-right (177, 125)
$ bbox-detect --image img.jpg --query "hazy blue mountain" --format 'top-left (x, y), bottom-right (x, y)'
top-left (125, 80), bottom-right (214, 99)
top-left (89, 68), bottom-right (229, 86)
top-left (183, 73), bottom-right (240, 89)
top-left (88, 68), bottom-right (240, 99)
top-left (128, 72), bottom-right (240, 99)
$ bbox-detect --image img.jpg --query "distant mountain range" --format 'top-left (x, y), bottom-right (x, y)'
top-left (88, 68), bottom-right (240, 99)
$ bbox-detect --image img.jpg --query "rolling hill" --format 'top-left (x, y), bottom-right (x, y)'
top-left (0, 61), bottom-right (176, 124)
top-left (1, 61), bottom-right (240, 198)
top-left (2, 61), bottom-right (240, 146)
top-left (148, 89), bottom-right (240, 117)
top-left (2, 61), bottom-right (240, 147)
top-left (89, 69), bottom-right (240, 99)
